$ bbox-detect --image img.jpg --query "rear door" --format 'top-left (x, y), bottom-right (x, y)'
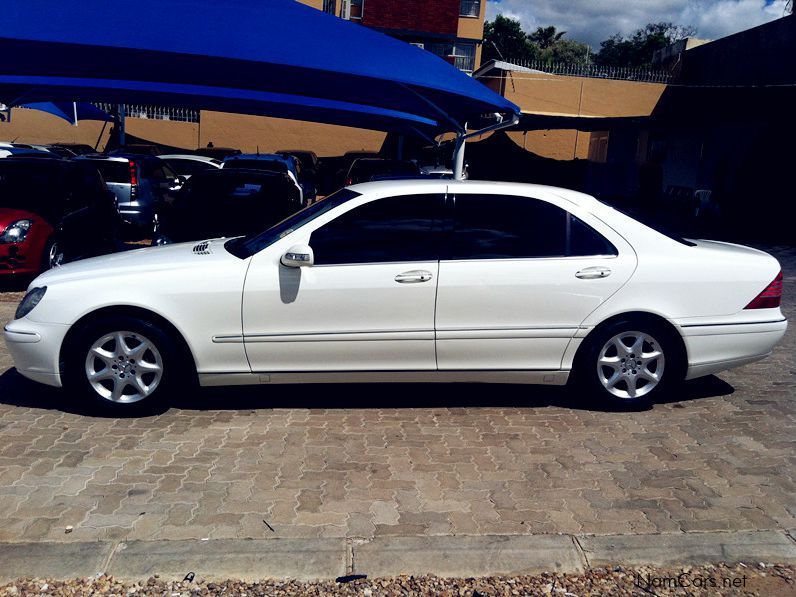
top-left (435, 190), bottom-right (636, 370)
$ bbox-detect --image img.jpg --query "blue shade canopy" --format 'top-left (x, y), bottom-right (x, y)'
top-left (0, 0), bottom-right (519, 135)
top-left (21, 101), bottom-right (112, 124)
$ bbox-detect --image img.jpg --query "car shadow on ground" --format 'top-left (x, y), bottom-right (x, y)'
top-left (0, 367), bottom-right (734, 418)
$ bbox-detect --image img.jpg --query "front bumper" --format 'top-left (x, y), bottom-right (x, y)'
top-left (681, 318), bottom-right (788, 380)
top-left (0, 241), bottom-right (41, 276)
top-left (3, 319), bottom-right (68, 387)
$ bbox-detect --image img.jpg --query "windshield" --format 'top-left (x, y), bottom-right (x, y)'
top-left (225, 188), bottom-right (361, 258)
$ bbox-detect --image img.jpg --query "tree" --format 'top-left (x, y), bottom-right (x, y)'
top-left (528, 26), bottom-right (566, 50)
top-left (595, 22), bottom-right (697, 67)
top-left (482, 15), bottom-right (537, 63)
top-left (483, 17), bottom-right (591, 64)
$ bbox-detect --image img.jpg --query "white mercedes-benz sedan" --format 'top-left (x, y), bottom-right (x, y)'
top-left (3, 180), bottom-right (787, 412)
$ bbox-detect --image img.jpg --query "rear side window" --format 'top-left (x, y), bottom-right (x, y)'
top-left (311, 194), bottom-right (441, 265)
top-left (91, 161), bottom-right (131, 183)
top-left (449, 194), bottom-right (617, 260)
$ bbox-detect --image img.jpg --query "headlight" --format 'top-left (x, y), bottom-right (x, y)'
top-left (0, 219), bottom-right (33, 244)
top-left (15, 286), bottom-right (47, 320)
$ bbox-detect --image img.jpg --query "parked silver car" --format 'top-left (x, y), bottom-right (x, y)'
top-left (75, 154), bottom-right (180, 232)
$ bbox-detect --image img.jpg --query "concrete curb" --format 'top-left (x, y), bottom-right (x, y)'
top-left (1, 531), bottom-right (795, 582)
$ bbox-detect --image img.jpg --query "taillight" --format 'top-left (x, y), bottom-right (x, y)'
top-left (745, 271), bottom-right (783, 309)
top-left (129, 160), bottom-right (139, 198)
top-left (345, 177), bottom-right (353, 186)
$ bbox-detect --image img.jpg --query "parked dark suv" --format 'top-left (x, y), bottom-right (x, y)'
top-left (75, 154), bottom-right (179, 234)
top-left (0, 157), bottom-right (121, 275)
top-left (153, 168), bottom-right (302, 244)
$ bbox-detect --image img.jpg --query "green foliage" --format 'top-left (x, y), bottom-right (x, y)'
top-left (595, 22), bottom-right (697, 67)
top-left (483, 17), bottom-right (590, 64)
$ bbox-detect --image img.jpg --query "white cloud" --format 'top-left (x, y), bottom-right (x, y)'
top-left (486, 0), bottom-right (789, 48)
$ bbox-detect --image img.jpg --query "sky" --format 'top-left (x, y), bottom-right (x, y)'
top-left (485, 0), bottom-right (790, 49)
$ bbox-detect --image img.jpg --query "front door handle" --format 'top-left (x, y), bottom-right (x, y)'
top-left (395, 270), bottom-right (433, 284)
top-left (575, 266), bottom-right (611, 279)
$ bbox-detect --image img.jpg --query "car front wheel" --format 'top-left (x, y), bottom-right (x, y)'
top-left (576, 319), bottom-right (684, 409)
top-left (64, 316), bottom-right (182, 413)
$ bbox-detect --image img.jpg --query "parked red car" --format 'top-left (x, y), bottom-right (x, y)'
top-left (0, 157), bottom-right (121, 277)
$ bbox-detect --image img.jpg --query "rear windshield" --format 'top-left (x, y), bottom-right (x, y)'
top-left (0, 162), bottom-right (64, 215)
top-left (351, 160), bottom-right (419, 176)
top-left (179, 172), bottom-right (289, 204)
top-left (224, 159), bottom-right (288, 174)
top-left (89, 160), bottom-right (131, 183)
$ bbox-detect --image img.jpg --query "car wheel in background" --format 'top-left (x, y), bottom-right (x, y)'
top-left (63, 315), bottom-right (184, 414)
top-left (575, 318), bottom-right (685, 409)
top-left (43, 237), bottom-right (65, 270)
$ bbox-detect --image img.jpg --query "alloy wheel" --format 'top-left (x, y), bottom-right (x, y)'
top-left (596, 330), bottom-right (665, 399)
top-left (48, 241), bottom-right (64, 268)
top-left (84, 331), bottom-right (164, 403)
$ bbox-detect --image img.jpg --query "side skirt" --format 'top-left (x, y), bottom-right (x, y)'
top-left (198, 370), bottom-right (570, 387)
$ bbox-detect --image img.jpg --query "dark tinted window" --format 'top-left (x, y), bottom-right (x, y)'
top-left (311, 194), bottom-right (440, 265)
top-left (90, 161), bottom-right (131, 183)
top-left (349, 160), bottom-right (419, 182)
top-left (224, 159), bottom-right (288, 174)
top-left (449, 194), bottom-right (616, 259)
top-left (165, 159), bottom-right (217, 177)
top-left (0, 161), bottom-right (66, 217)
top-left (226, 188), bottom-right (361, 258)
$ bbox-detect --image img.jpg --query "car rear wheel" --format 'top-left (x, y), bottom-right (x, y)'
top-left (64, 316), bottom-right (182, 413)
top-left (576, 319), bottom-right (684, 409)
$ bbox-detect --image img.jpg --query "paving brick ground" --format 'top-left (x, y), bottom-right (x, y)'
top-left (0, 246), bottom-right (794, 544)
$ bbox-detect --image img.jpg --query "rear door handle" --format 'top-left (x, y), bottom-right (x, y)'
top-left (395, 270), bottom-right (433, 284)
top-left (575, 266), bottom-right (611, 279)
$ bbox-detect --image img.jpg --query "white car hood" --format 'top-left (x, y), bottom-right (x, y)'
top-left (33, 239), bottom-right (243, 286)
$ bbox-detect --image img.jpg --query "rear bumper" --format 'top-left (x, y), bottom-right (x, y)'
top-left (681, 319), bottom-right (788, 380)
top-left (3, 319), bottom-right (67, 387)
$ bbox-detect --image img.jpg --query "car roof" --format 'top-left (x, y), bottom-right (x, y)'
top-left (347, 179), bottom-right (603, 210)
top-left (76, 153), bottom-right (159, 162)
top-left (159, 154), bottom-right (221, 163)
top-left (226, 153), bottom-right (291, 162)
top-left (190, 167), bottom-right (287, 179)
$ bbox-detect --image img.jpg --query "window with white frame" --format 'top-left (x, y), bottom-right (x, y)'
top-left (460, 0), bottom-right (481, 17)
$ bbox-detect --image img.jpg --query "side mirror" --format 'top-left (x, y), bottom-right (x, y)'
top-left (281, 244), bottom-right (314, 268)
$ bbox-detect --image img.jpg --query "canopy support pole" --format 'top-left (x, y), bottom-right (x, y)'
top-left (117, 103), bottom-right (126, 146)
top-left (452, 113), bottom-right (520, 180)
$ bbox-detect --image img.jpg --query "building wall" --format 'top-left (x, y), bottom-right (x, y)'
top-left (483, 72), bottom-right (665, 161)
top-left (363, 0), bottom-right (459, 35)
top-left (0, 109), bottom-right (385, 157)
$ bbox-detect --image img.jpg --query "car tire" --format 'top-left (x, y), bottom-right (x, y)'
top-left (42, 237), bottom-right (65, 271)
top-left (63, 315), bottom-right (184, 414)
top-left (574, 318), bottom-right (685, 410)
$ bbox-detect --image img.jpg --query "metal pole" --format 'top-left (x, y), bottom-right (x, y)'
top-left (117, 103), bottom-right (126, 146)
top-left (453, 122), bottom-right (467, 180)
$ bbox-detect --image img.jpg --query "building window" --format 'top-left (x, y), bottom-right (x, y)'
top-left (425, 42), bottom-right (476, 74)
top-left (323, 0), bottom-right (336, 15)
top-left (452, 42), bottom-right (476, 73)
top-left (342, 0), bottom-right (363, 20)
top-left (460, 0), bottom-right (481, 17)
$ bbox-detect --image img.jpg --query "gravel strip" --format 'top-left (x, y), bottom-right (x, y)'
top-left (1, 563), bottom-right (793, 596)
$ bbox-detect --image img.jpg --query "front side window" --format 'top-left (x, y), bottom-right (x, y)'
top-left (448, 194), bottom-right (616, 260)
top-left (311, 194), bottom-right (441, 265)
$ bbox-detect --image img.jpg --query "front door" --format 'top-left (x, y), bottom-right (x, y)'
top-left (435, 191), bottom-right (636, 370)
top-left (242, 192), bottom-right (444, 372)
